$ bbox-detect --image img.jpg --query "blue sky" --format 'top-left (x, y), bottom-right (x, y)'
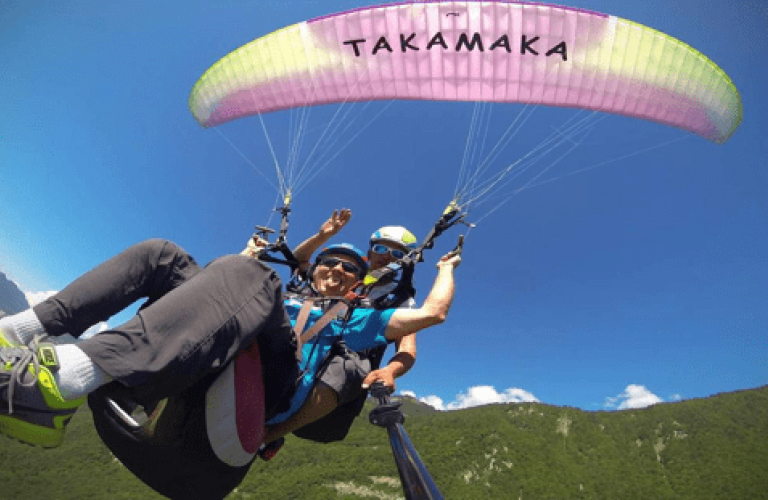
top-left (1, 0), bottom-right (766, 412)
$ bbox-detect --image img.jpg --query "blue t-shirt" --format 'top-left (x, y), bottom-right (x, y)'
top-left (267, 298), bottom-right (394, 425)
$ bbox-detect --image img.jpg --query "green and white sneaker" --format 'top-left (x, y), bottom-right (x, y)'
top-left (0, 340), bottom-right (85, 447)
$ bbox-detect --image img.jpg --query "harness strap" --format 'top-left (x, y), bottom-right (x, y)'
top-left (291, 299), bottom-right (349, 362)
top-left (299, 302), bottom-right (348, 345)
top-left (292, 298), bottom-right (315, 360)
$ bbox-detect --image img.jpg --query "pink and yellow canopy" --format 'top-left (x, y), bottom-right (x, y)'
top-left (189, 1), bottom-right (741, 143)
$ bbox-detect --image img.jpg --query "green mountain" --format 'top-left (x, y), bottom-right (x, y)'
top-left (1, 386), bottom-right (766, 499)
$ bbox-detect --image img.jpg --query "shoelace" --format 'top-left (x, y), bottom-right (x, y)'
top-left (0, 337), bottom-right (42, 414)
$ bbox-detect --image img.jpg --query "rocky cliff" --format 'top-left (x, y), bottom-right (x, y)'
top-left (0, 271), bottom-right (30, 317)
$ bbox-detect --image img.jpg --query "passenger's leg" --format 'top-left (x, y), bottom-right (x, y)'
top-left (2, 253), bottom-right (295, 447)
top-left (263, 383), bottom-right (339, 444)
top-left (75, 255), bottom-right (295, 408)
top-left (263, 351), bottom-right (370, 445)
top-left (1, 239), bottom-right (202, 447)
top-left (33, 239), bottom-right (201, 338)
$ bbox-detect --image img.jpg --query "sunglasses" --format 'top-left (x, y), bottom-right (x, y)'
top-left (318, 257), bottom-right (362, 276)
top-left (371, 244), bottom-right (406, 260)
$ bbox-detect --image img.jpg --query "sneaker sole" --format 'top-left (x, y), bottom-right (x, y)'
top-left (0, 413), bottom-right (73, 448)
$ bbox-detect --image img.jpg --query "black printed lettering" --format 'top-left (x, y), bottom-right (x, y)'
top-left (343, 39), bottom-right (367, 57)
top-left (520, 35), bottom-right (540, 55)
top-left (426, 32), bottom-right (448, 50)
top-left (400, 33), bottom-right (419, 52)
top-left (489, 34), bottom-right (511, 53)
top-left (456, 32), bottom-right (484, 52)
top-left (372, 36), bottom-right (394, 55)
top-left (546, 41), bottom-right (568, 61)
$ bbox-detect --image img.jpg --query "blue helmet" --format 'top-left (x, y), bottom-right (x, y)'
top-left (315, 243), bottom-right (369, 278)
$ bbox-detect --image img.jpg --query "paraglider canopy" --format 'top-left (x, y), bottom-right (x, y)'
top-left (189, 0), bottom-right (742, 143)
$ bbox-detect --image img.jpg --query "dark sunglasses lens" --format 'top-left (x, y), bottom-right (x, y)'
top-left (372, 244), bottom-right (388, 254)
top-left (319, 257), bottom-right (340, 270)
top-left (321, 257), bottom-right (360, 275)
top-left (341, 262), bottom-right (360, 274)
top-left (391, 249), bottom-right (406, 259)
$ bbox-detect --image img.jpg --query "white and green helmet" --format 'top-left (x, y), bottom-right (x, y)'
top-left (370, 226), bottom-right (418, 251)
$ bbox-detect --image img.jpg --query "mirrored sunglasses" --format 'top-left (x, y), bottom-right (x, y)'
top-left (371, 244), bottom-right (406, 260)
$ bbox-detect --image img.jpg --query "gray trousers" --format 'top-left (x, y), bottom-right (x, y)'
top-left (34, 239), bottom-right (297, 413)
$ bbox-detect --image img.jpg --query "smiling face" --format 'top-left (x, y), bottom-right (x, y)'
top-left (311, 253), bottom-right (362, 297)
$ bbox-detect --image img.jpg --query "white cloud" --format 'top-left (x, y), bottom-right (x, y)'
top-left (448, 385), bottom-right (539, 410)
top-left (410, 385), bottom-right (539, 411)
top-left (420, 395), bottom-right (446, 411)
top-left (24, 290), bottom-right (58, 307)
top-left (604, 384), bottom-right (663, 410)
top-left (400, 390), bottom-right (417, 399)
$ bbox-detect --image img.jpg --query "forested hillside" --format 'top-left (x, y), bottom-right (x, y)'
top-left (2, 385), bottom-right (766, 499)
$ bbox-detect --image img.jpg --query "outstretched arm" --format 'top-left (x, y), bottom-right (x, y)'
top-left (384, 253), bottom-right (460, 341)
top-left (362, 333), bottom-right (417, 391)
top-left (293, 209), bottom-right (352, 271)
